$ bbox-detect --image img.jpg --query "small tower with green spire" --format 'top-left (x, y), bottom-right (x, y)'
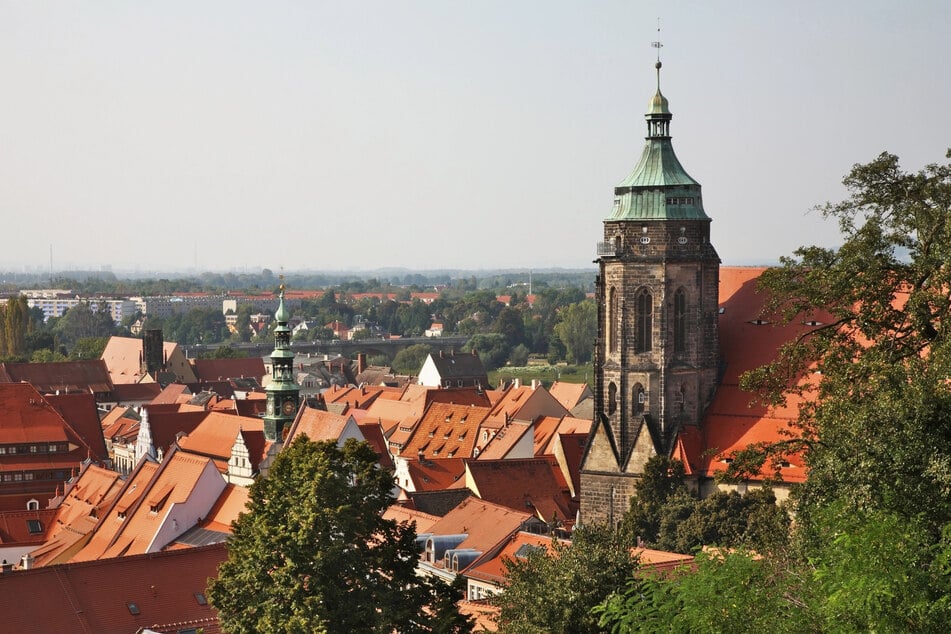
top-left (263, 281), bottom-right (300, 442)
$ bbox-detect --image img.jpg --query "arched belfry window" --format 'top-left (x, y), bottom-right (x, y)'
top-left (609, 288), bottom-right (619, 353)
top-left (608, 382), bottom-right (618, 415)
top-left (632, 384), bottom-right (645, 415)
top-left (674, 288), bottom-right (687, 353)
top-left (635, 288), bottom-right (653, 353)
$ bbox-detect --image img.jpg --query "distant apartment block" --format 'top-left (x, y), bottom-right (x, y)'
top-left (22, 290), bottom-right (136, 325)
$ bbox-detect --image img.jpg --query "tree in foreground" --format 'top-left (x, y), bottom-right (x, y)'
top-left (208, 437), bottom-right (472, 634)
top-left (739, 150), bottom-right (951, 535)
top-left (494, 525), bottom-right (634, 634)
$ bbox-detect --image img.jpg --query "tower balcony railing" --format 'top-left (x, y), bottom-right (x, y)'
top-left (596, 242), bottom-right (618, 257)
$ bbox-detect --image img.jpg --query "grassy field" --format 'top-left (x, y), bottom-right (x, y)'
top-left (488, 363), bottom-right (592, 389)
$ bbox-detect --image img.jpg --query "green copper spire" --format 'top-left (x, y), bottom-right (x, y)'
top-left (607, 59), bottom-right (708, 221)
top-left (263, 281), bottom-right (300, 443)
top-left (275, 285), bottom-right (290, 324)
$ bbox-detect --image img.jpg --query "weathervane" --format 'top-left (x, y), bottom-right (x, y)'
top-left (652, 18), bottom-right (663, 88)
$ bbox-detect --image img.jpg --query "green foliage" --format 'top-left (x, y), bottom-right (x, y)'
top-left (462, 333), bottom-right (509, 371)
top-left (196, 344), bottom-right (248, 359)
top-left (52, 302), bottom-right (116, 353)
top-left (596, 549), bottom-right (816, 634)
top-left (811, 505), bottom-right (951, 632)
top-left (621, 457), bottom-right (790, 555)
top-left (208, 437), bottom-right (470, 633)
top-left (495, 526), bottom-right (635, 634)
top-left (507, 343), bottom-right (530, 367)
top-left (391, 343), bottom-right (434, 375)
top-left (0, 296), bottom-right (33, 358)
top-left (492, 307), bottom-right (525, 348)
top-left (553, 300), bottom-right (596, 364)
top-left (69, 336), bottom-right (109, 360)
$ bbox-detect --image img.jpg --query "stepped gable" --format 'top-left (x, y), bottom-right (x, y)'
top-left (176, 411), bottom-right (266, 473)
top-left (138, 408), bottom-right (208, 456)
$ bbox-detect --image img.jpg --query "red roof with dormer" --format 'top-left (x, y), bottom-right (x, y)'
top-left (400, 402), bottom-right (492, 460)
top-left (671, 267), bottom-right (823, 484)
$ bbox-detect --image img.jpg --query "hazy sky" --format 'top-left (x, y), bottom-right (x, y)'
top-left (2, 1), bottom-right (949, 275)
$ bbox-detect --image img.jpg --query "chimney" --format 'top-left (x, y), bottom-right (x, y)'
top-left (20, 553), bottom-right (34, 570)
top-left (356, 353), bottom-right (367, 375)
top-left (531, 379), bottom-right (540, 390)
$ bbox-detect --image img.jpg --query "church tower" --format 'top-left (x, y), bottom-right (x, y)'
top-left (580, 58), bottom-right (720, 525)
top-left (263, 284), bottom-right (301, 442)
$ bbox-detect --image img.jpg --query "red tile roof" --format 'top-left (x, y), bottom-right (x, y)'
top-left (407, 458), bottom-right (468, 492)
top-left (672, 267), bottom-right (822, 483)
top-left (464, 531), bottom-right (556, 586)
top-left (191, 357), bottom-right (266, 383)
top-left (45, 393), bottom-right (109, 462)
top-left (547, 381), bottom-right (593, 411)
top-left (284, 406), bottom-right (358, 446)
top-left (383, 504), bottom-right (441, 534)
top-left (74, 450), bottom-right (223, 561)
top-left (424, 497), bottom-right (534, 558)
top-left (400, 402), bottom-right (492, 460)
top-left (177, 412), bottom-right (265, 471)
top-left (534, 415), bottom-right (591, 456)
top-left (464, 458), bottom-right (573, 523)
top-left (0, 360), bottom-right (115, 397)
top-left (140, 407), bottom-right (209, 456)
top-left (0, 543), bottom-right (225, 633)
top-left (112, 382), bottom-right (162, 403)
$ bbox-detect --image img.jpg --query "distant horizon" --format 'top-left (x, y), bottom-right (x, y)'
top-left (2, 258), bottom-right (785, 283)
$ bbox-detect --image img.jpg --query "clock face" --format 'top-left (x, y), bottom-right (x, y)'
top-left (282, 399), bottom-right (296, 416)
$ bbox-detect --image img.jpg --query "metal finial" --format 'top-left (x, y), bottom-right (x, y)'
top-left (651, 19), bottom-right (663, 89)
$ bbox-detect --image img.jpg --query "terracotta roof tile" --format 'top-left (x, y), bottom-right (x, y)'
top-left (0, 543), bottom-right (225, 633)
top-left (464, 458), bottom-right (573, 523)
top-left (547, 381), bottom-right (592, 411)
top-left (407, 458), bottom-right (468, 492)
top-left (423, 497), bottom-right (534, 558)
top-left (176, 412), bottom-right (265, 470)
top-left (400, 402), bottom-right (492, 460)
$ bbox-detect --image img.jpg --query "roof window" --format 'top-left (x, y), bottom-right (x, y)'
top-left (26, 519), bottom-right (43, 534)
top-left (127, 602), bottom-right (140, 615)
top-left (748, 319), bottom-right (770, 325)
top-left (194, 593), bottom-right (208, 606)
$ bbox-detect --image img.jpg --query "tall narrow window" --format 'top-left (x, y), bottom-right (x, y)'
top-left (608, 382), bottom-right (618, 415)
top-left (635, 288), bottom-right (653, 352)
top-left (609, 288), bottom-right (619, 353)
top-left (674, 288), bottom-right (687, 353)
